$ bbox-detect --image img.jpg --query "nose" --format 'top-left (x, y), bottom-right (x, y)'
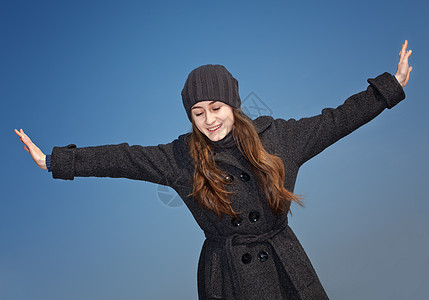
top-left (205, 111), bottom-right (216, 125)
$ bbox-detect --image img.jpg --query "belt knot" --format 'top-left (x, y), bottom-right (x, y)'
top-left (204, 222), bottom-right (288, 299)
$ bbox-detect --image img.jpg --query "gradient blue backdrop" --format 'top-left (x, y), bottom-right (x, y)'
top-left (2, 0), bottom-right (428, 299)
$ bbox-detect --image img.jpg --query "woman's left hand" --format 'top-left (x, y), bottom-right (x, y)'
top-left (395, 40), bottom-right (413, 87)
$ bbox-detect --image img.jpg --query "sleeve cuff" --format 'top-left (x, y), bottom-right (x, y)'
top-left (46, 154), bottom-right (52, 172)
top-left (51, 144), bottom-right (77, 180)
top-left (367, 72), bottom-right (406, 109)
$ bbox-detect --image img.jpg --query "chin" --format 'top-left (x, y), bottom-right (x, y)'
top-left (208, 136), bottom-right (220, 142)
top-left (207, 132), bottom-right (225, 142)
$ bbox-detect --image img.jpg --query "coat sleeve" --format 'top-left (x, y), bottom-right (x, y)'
top-left (273, 72), bottom-right (406, 167)
top-left (50, 137), bottom-right (190, 187)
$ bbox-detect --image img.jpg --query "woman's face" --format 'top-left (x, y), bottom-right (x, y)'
top-left (191, 100), bottom-right (234, 141)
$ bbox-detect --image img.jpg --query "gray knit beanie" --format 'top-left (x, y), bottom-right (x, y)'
top-left (181, 64), bottom-right (241, 121)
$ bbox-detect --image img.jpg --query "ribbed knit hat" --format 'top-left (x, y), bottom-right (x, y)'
top-left (181, 64), bottom-right (241, 121)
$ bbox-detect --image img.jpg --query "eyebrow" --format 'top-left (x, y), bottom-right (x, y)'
top-left (191, 101), bottom-right (219, 110)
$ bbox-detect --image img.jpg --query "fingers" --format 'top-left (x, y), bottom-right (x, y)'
top-left (399, 40), bottom-right (408, 59)
top-left (406, 66), bottom-right (413, 83)
top-left (398, 41), bottom-right (412, 74)
top-left (399, 40), bottom-right (413, 64)
top-left (14, 128), bottom-right (27, 139)
top-left (14, 128), bottom-right (22, 138)
top-left (19, 129), bottom-right (32, 143)
top-left (15, 128), bottom-right (25, 144)
top-left (406, 49), bottom-right (412, 60)
top-left (403, 49), bottom-right (412, 62)
top-left (21, 128), bottom-right (28, 138)
top-left (15, 128), bottom-right (35, 151)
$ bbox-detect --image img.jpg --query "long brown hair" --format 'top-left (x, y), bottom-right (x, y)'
top-left (187, 108), bottom-right (303, 219)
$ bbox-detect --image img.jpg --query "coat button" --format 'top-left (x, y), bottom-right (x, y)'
top-left (225, 174), bottom-right (234, 183)
top-left (240, 172), bottom-right (250, 182)
top-left (248, 210), bottom-right (260, 222)
top-left (231, 216), bottom-right (242, 227)
top-left (258, 251), bottom-right (269, 262)
top-left (242, 253), bottom-right (252, 264)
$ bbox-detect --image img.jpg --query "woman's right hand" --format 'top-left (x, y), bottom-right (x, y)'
top-left (14, 129), bottom-right (47, 170)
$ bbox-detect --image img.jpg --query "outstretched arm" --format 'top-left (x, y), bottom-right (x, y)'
top-left (274, 41), bottom-right (412, 167)
top-left (48, 141), bottom-right (190, 187)
top-left (14, 128), bottom-right (192, 188)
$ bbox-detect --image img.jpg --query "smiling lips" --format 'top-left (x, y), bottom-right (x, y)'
top-left (207, 124), bottom-right (222, 132)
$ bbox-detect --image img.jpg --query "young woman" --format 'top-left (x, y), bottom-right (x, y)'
top-left (15, 41), bottom-right (412, 299)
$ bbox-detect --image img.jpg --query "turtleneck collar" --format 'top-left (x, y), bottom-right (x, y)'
top-left (208, 130), bottom-right (236, 151)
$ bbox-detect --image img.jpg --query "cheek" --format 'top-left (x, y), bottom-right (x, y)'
top-left (194, 119), bottom-right (206, 133)
top-left (225, 113), bottom-right (234, 127)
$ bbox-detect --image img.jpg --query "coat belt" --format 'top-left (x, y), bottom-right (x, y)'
top-left (204, 220), bottom-right (293, 300)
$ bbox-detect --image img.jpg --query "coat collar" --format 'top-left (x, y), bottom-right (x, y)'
top-left (251, 115), bottom-right (273, 134)
top-left (212, 115), bottom-right (273, 170)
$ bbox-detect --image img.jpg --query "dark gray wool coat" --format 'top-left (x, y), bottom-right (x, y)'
top-left (50, 72), bottom-right (405, 299)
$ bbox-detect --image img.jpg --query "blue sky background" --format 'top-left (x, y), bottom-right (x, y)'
top-left (2, 0), bottom-right (428, 299)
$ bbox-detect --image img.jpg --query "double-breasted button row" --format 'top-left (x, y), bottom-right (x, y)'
top-left (225, 172), bottom-right (250, 183)
top-left (241, 251), bottom-right (269, 264)
top-left (231, 210), bottom-right (261, 227)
